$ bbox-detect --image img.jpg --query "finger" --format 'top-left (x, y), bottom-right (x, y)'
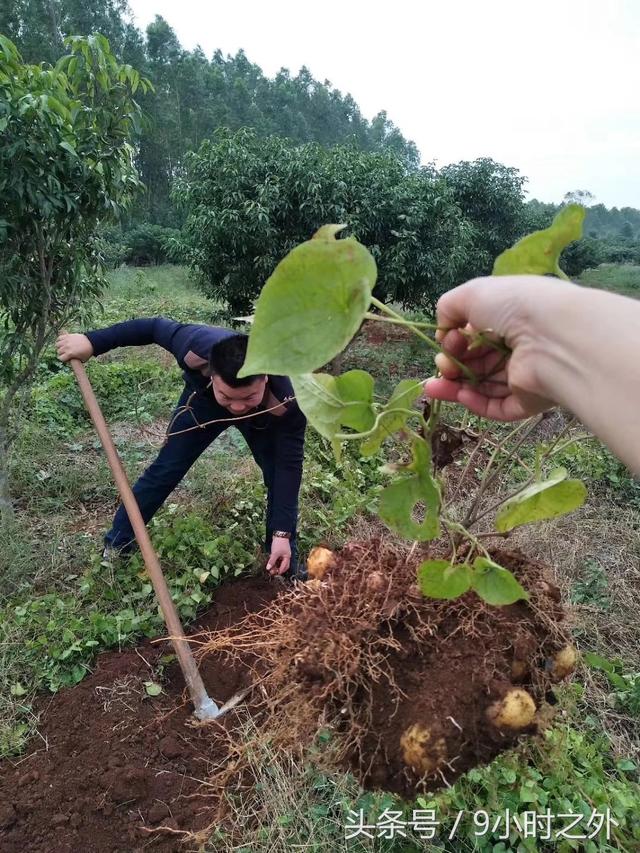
top-left (275, 556), bottom-right (290, 576)
top-left (456, 387), bottom-right (533, 422)
top-left (425, 375), bottom-right (510, 404)
top-left (435, 283), bottom-right (481, 336)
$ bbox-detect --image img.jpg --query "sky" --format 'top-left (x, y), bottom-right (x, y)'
top-left (127, 0), bottom-right (640, 209)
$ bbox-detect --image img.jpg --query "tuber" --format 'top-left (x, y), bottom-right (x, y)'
top-left (307, 546), bottom-right (336, 580)
top-left (486, 688), bottom-right (536, 730)
top-left (548, 645), bottom-right (578, 681)
top-left (400, 724), bottom-right (447, 775)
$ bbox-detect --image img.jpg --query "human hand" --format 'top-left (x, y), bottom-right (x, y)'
top-left (56, 333), bottom-right (94, 363)
top-left (424, 276), bottom-right (565, 421)
top-left (266, 536), bottom-right (291, 576)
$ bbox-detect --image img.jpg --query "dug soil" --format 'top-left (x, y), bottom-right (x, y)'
top-left (0, 542), bottom-right (573, 852)
top-left (0, 575), bottom-right (280, 853)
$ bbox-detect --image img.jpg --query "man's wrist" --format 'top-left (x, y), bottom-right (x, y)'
top-left (272, 530), bottom-right (291, 539)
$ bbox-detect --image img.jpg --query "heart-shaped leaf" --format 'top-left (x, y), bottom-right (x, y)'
top-left (378, 436), bottom-right (441, 541)
top-left (471, 556), bottom-right (529, 605)
top-left (292, 370), bottom-right (375, 441)
top-left (240, 226), bottom-right (376, 377)
top-left (495, 467), bottom-right (587, 532)
top-left (417, 559), bottom-right (473, 599)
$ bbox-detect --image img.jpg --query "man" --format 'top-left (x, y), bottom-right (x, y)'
top-left (56, 317), bottom-right (306, 577)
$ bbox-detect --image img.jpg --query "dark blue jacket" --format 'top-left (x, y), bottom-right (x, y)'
top-left (86, 318), bottom-right (305, 532)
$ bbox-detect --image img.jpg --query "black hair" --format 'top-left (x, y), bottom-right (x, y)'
top-left (207, 334), bottom-right (263, 387)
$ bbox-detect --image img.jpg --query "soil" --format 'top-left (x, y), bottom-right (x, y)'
top-left (195, 540), bottom-right (572, 799)
top-left (0, 542), bottom-right (574, 851)
top-left (0, 574), bottom-right (281, 853)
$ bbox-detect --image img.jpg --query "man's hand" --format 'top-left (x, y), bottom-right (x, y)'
top-left (56, 333), bottom-right (94, 363)
top-left (266, 536), bottom-right (291, 576)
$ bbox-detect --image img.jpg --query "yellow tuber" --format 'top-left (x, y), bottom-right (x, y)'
top-left (486, 689), bottom-right (536, 730)
top-left (548, 645), bottom-right (578, 681)
top-left (307, 546), bottom-right (336, 580)
top-left (400, 724), bottom-right (447, 775)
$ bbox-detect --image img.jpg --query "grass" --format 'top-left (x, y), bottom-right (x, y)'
top-left (1, 263), bottom-right (640, 851)
top-left (578, 264), bottom-right (640, 298)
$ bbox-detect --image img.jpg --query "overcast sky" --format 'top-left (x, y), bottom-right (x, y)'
top-left (128, 0), bottom-right (640, 208)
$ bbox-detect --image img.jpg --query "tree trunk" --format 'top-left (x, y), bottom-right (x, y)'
top-left (0, 411), bottom-right (14, 522)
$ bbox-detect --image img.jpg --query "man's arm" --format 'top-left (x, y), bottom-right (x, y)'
top-left (57, 317), bottom-right (185, 363)
top-left (270, 406), bottom-right (306, 536)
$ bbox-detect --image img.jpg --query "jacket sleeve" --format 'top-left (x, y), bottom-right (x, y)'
top-left (85, 317), bottom-right (184, 358)
top-left (269, 406), bottom-right (307, 533)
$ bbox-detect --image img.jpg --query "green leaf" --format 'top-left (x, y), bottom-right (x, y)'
top-left (334, 370), bottom-right (376, 432)
top-left (10, 682), bottom-right (27, 697)
top-left (144, 681), bottom-right (162, 696)
top-left (378, 436), bottom-right (440, 541)
top-left (239, 227), bottom-right (376, 377)
top-left (417, 559), bottom-right (472, 599)
top-left (495, 467), bottom-right (587, 532)
top-left (292, 370), bottom-right (375, 441)
top-left (360, 379), bottom-right (423, 456)
top-left (471, 556), bottom-right (529, 605)
top-left (493, 204), bottom-right (585, 279)
top-left (583, 652), bottom-right (622, 674)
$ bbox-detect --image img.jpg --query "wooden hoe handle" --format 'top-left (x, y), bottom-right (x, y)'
top-left (70, 359), bottom-right (219, 720)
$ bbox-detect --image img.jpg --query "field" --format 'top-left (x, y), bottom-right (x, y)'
top-left (578, 263), bottom-right (640, 298)
top-left (1, 265), bottom-right (640, 851)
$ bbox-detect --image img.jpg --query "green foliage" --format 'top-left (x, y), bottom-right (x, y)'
top-left (97, 264), bottom-right (225, 327)
top-left (0, 34), bottom-right (148, 387)
top-left (0, 499), bottom-right (261, 711)
top-left (241, 217), bottom-right (591, 605)
top-left (240, 226), bottom-right (377, 376)
top-left (585, 654), bottom-right (640, 717)
top-left (122, 222), bottom-right (182, 265)
top-left (571, 559), bottom-right (610, 610)
top-left (548, 440), bottom-right (640, 509)
top-left (360, 379), bottom-right (423, 456)
top-left (417, 556), bottom-right (529, 606)
top-left (419, 720), bottom-right (640, 852)
top-left (579, 264), bottom-right (640, 299)
top-left (291, 372), bottom-right (376, 444)
top-left (174, 129), bottom-right (475, 315)
top-left (441, 158), bottom-right (527, 278)
top-left (378, 436), bottom-right (441, 541)
top-left (526, 198), bottom-right (640, 277)
top-left (495, 468), bottom-right (588, 533)
top-left (471, 556), bottom-right (529, 606)
top-left (493, 205), bottom-right (586, 278)
top-left (418, 559), bottom-right (473, 599)
top-left (29, 359), bottom-right (180, 437)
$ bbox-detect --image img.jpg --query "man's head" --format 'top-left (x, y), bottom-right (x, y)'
top-left (207, 334), bottom-right (267, 415)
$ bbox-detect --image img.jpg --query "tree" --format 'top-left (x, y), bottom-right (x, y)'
top-left (173, 129), bottom-right (472, 317)
top-left (441, 159), bottom-right (527, 279)
top-left (4, 2), bottom-right (421, 226)
top-left (563, 189), bottom-right (595, 208)
top-left (0, 34), bottom-right (148, 516)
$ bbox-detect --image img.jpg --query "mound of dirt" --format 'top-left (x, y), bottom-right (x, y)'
top-left (0, 541), bottom-right (576, 851)
top-left (199, 540), bottom-right (574, 798)
top-left (0, 575), bottom-right (280, 853)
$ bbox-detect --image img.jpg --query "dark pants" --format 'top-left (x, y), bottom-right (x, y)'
top-left (105, 385), bottom-right (298, 572)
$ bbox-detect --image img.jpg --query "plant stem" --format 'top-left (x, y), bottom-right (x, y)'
top-left (462, 416), bottom-right (543, 529)
top-left (369, 296), bottom-right (476, 382)
top-left (364, 312), bottom-right (439, 331)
